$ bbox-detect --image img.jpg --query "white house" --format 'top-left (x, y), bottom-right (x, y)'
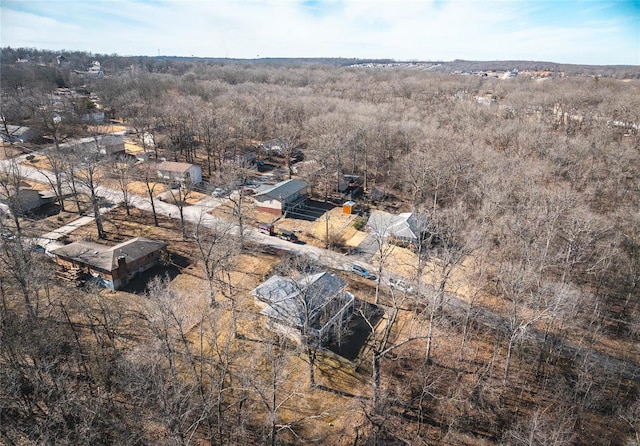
top-left (250, 272), bottom-right (355, 344)
top-left (366, 211), bottom-right (428, 244)
top-left (254, 179), bottom-right (307, 216)
top-left (156, 161), bottom-right (202, 186)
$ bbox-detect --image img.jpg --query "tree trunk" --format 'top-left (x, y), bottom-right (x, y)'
top-left (92, 195), bottom-right (105, 239)
top-left (372, 352), bottom-right (381, 414)
top-left (307, 344), bottom-right (316, 389)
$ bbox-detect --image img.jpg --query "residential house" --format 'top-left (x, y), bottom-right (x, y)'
top-left (69, 134), bottom-right (125, 156)
top-left (366, 210), bottom-right (428, 244)
top-left (0, 188), bottom-right (43, 216)
top-left (51, 237), bottom-right (167, 289)
top-left (250, 271), bottom-right (355, 344)
top-left (224, 146), bottom-right (257, 168)
top-left (80, 110), bottom-right (106, 124)
top-left (98, 134), bottom-right (125, 155)
top-left (0, 125), bottom-right (40, 143)
top-left (156, 161), bottom-right (203, 186)
top-left (254, 179), bottom-right (307, 216)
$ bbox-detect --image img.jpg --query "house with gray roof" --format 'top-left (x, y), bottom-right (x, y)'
top-left (68, 134), bottom-right (125, 156)
top-left (51, 237), bottom-right (167, 289)
top-left (366, 211), bottom-right (428, 244)
top-left (250, 271), bottom-right (355, 344)
top-left (254, 178), bottom-right (307, 216)
top-left (0, 125), bottom-right (40, 143)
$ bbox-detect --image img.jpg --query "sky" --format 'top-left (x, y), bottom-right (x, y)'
top-left (1, 0), bottom-right (639, 65)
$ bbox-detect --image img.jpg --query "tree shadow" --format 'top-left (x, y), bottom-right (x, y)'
top-left (122, 252), bottom-right (190, 294)
top-left (326, 300), bottom-right (384, 362)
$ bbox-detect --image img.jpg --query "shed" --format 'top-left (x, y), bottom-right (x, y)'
top-left (343, 200), bottom-right (355, 215)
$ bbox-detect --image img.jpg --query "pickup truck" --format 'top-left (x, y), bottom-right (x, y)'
top-left (258, 223), bottom-right (299, 242)
top-left (278, 230), bottom-right (298, 242)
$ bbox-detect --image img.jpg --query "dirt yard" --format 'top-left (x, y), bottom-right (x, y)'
top-left (0, 143), bottom-right (27, 160)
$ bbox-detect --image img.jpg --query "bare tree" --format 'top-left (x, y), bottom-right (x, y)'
top-left (220, 165), bottom-right (251, 250)
top-left (110, 154), bottom-right (136, 216)
top-left (72, 137), bottom-right (106, 239)
top-left (0, 159), bottom-right (27, 233)
top-left (165, 177), bottom-right (195, 239)
top-left (243, 333), bottom-right (301, 446)
top-left (192, 213), bottom-right (236, 307)
top-left (140, 161), bottom-right (161, 227)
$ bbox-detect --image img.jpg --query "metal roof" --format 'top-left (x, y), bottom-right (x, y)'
top-left (254, 179), bottom-right (307, 200)
top-left (251, 272), bottom-right (347, 329)
top-left (367, 211), bottom-right (427, 241)
top-left (157, 161), bottom-right (196, 173)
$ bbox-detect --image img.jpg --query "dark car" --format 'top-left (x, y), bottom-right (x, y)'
top-left (278, 230), bottom-right (298, 242)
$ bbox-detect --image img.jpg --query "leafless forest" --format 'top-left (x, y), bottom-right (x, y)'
top-left (1, 49), bottom-right (639, 445)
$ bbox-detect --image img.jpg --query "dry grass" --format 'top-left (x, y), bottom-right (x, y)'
top-left (86, 124), bottom-right (129, 134)
top-left (127, 180), bottom-right (166, 196)
top-left (124, 141), bottom-right (145, 153)
top-left (22, 154), bottom-right (51, 170)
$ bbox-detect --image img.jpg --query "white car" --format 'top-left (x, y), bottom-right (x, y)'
top-left (385, 277), bottom-right (414, 294)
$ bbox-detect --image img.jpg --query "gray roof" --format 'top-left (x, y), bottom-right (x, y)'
top-left (70, 134), bottom-right (125, 153)
top-left (52, 237), bottom-right (166, 271)
top-left (157, 161), bottom-right (196, 173)
top-left (367, 211), bottom-right (427, 241)
top-left (255, 179), bottom-right (307, 200)
top-left (251, 272), bottom-right (347, 329)
top-left (0, 125), bottom-right (39, 142)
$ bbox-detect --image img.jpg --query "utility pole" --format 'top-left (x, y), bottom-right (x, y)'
top-left (325, 213), bottom-right (330, 249)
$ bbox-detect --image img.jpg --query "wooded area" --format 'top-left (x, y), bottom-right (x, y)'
top-left (1, 48), bottom-right (639, 445)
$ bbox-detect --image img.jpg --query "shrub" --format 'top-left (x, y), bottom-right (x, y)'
top-left (353, 216), bottom-right (368, 231)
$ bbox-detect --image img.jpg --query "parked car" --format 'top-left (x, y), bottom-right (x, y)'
top-left (212, 187), bottom-right (229, 197)
top-left (385, 277), bottom-right (414, 293)
top-left (278, 230), bottom-right (299, 242)
top-left (350, 264), bottom-right (377, 281)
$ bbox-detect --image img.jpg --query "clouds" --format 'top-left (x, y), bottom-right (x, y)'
top-left (1, 0), bottom-right (638, 64)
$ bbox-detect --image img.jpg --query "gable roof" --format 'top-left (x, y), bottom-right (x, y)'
top-left (251, 272), bottom-right (347, 328)
top-left (255, 179), bottom-right (307, 200)
top-left (367, 211), bottom-right (427, 241)
top-left (157, 161), bottom-right (196, 173)
top-left (69, 134), bottom-right (125, 153)
top-left (52, 237), bottom-right (166, 271)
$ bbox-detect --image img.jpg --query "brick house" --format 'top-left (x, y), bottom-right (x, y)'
top-left (51, 237), bottom-right (167, 289)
